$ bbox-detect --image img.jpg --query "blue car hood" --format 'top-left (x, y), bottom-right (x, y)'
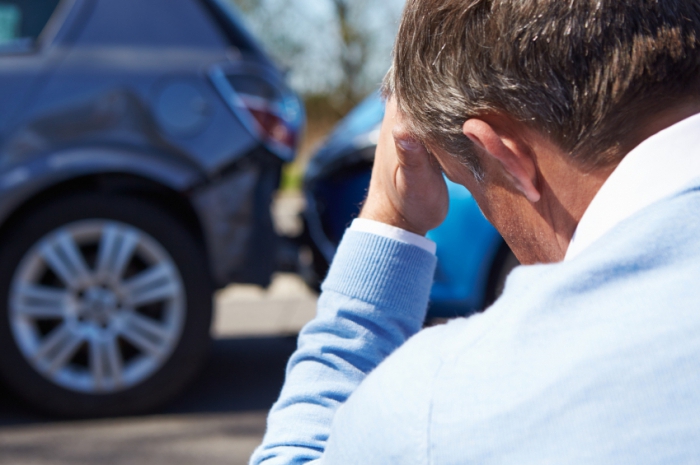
top-left (305, 92), bottom-right (385, 182)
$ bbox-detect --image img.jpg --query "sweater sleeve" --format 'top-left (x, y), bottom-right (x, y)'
top-left (249, 229), bottom-right (437, 465)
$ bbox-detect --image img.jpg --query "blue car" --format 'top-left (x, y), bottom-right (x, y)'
top-left (301, 93), bottom-right (518, 318)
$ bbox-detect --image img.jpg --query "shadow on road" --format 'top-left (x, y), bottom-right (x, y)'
top-left (0, 335), bottom-right (298, 426)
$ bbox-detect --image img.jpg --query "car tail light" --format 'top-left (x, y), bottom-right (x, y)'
top-left (210, 64), bottom-right (304, 161)
top-left (239, 94), bottom-right (296, 148)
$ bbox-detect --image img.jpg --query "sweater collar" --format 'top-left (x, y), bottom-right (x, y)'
top-left (566, 112), bottom-right (700, 261)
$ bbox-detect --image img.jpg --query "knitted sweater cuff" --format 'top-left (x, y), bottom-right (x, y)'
top-left (322, 229), bottom-right (437, 313)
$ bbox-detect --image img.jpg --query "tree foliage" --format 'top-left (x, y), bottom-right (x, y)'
top-left (227, 0), bottom-right (403, 111)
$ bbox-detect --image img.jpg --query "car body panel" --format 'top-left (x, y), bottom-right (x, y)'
top-left (192, 150), bottom-right (281, 287)
top-left (0, 0), bottom-right (302, 289)
top-left (0, 0), bottom-right (98, 129)
top-left (0, 146), bottom-right (202, 216)
top-left (74, 0), bottom-right (229, 49)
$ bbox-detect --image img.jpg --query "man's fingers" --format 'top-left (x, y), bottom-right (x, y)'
top-left (360, 96), bottom-right (449, 235)
top-left (392, 128), bottom-right (434, 171)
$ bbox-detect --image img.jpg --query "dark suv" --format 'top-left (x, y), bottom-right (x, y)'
top-left (0, 0), bottom-right (303, 416)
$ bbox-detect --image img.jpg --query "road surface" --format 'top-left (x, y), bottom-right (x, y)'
top-left (0, 273), bottom-right (318, 465)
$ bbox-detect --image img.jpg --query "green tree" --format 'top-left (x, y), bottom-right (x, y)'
top-left (229, 0), bottom-right (403, 110)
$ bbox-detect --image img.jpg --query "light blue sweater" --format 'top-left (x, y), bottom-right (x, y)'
top-left (251, 184), bottom-right (700, 464)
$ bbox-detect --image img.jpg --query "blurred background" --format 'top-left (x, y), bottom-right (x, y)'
top-left (229, 0), bottom-right (404, 185)
top-left (0, 1), bottom-right (404, 463)
top-left (0, 1), bottom-right (515, 463)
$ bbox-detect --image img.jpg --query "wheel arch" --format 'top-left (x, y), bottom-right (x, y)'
top-left (0, 148), bottom-right (209, 274)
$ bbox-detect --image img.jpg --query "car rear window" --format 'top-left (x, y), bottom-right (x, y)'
top-left (0, 0), bottom-right (61, 51)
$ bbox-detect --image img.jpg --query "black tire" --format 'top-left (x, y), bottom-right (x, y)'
top-left (0, 193), bottom-right (213, 417)
top-left (484, 243), bottom-right (520, 308)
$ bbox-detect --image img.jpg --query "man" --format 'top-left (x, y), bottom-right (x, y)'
top-left (252, 0), bottom-right (700, 463)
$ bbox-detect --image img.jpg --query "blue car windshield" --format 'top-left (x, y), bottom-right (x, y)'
top-left (332, 92), bottom-right (385, 138)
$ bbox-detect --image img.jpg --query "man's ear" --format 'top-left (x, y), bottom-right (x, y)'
top-left (462, 118), bottom-right (541, 203)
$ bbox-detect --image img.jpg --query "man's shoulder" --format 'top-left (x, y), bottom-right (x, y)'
top-left (335, 317), bottom-right (483, 410)
top-left (320, 317), bottom-right (489, 464)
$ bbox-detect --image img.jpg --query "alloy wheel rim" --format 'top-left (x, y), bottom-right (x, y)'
top-left (9, 220), bottom-right (186, 394)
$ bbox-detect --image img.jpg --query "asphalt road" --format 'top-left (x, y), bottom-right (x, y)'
top-left (0, 337), bottom-right (299, 464)
top-left (0, 273), bottom-right (318, 465)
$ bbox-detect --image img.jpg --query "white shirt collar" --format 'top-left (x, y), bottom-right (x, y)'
top-left (565, 112), bottom-right (700, 261)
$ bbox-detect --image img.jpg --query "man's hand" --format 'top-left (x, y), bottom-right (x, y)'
top-left (360, 98), bottom-right (449, 236)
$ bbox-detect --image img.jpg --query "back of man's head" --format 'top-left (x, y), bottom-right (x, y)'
top-left (389, 0), bottom-right (700, 176)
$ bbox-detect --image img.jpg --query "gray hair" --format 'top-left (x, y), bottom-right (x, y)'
top-left (388, 0), bottom-right (700, 176)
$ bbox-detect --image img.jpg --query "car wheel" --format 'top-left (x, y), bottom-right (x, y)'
top-left (0, 194), bottom-right (212, 417)
top-left (484, 243), bottom-right (520, 308)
